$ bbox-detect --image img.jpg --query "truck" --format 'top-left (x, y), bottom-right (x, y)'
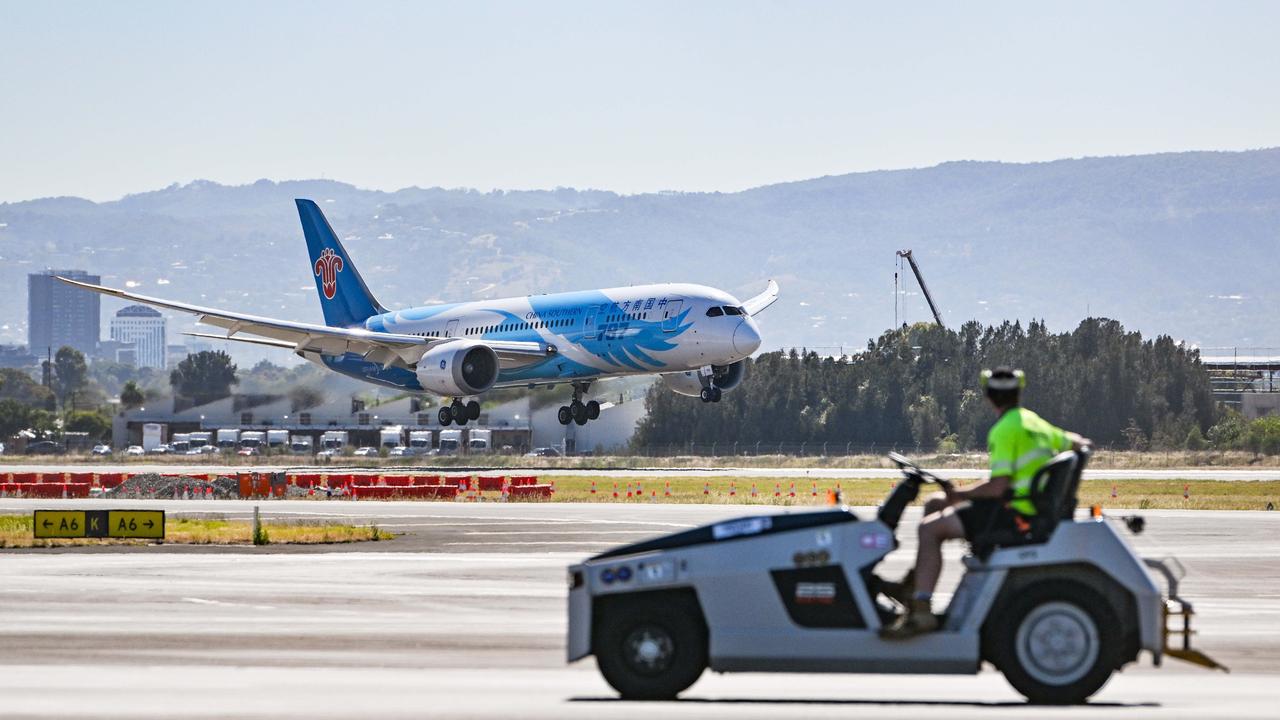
top-left (239, 431), bottom-right (266, 449)
top-left (438, 429), bottom-right (463, 455)
top-left (319, 430), bottom-right (349, 454)
top-left (266, 429), bottom-right (290, 450)
top-left (169, 432), bottom-right (191, 454)
top-left (289, 435), bottom-right (314, 455)
top-left (188, 431), bottom-right (212, 449)
top-left (379, 425), bottom-right (405, 449)
top-left (408, 430), bottom-right (433, 455)
top-left (216, 428), bottom-right (239, 449)
top-left (142, 423), bottom-right (167, 452)
top-left (468, 428), bottom-right (492, 454)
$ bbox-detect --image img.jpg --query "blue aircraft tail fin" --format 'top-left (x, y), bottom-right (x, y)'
top-left (296, 199), bottom-right (387, 328)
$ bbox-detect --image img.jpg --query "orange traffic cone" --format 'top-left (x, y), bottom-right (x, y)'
top-left (811, 482), bottom-right (818, 498)
top-left (590, 480), bottom-right (597, 494)
top-left (666, 481), bottom-right (672, 497)
top-left (612, 482), bottom-right (619, 499)
top-left (774, 482), bottom-right (781, 498)
top-left (729, 481), bottom-right (736, 497)
top-left (1184, 483), bottom-right (1190, 500)
top-left (789, 482), bottom-right (796, 498)
top-left (702, 482), bottom-right (709, 496)
top-left (751, 482), bottom-right (758, 498)
top-left (1111, 484), bottom-right (1117, 499)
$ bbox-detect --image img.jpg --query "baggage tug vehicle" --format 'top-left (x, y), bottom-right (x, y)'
top-left (567, 450), bottom-right (1224, 704)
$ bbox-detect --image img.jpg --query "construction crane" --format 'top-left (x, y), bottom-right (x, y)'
top-left (895, 249), bottom-right (944, 327)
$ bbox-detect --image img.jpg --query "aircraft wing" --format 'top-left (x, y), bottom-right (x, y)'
top-left (59, 277), bottom-right (554, 368)
top-left (742, 279), bottom-right (779, 317)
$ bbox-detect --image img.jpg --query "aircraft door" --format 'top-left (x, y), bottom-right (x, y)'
top-left (662, 300), bottom-right (684, 332)
top-left (445, 319), bottom-right (459, 338)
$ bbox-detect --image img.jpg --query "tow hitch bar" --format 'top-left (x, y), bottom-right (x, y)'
top-left (1144, 557), bottom-right (1229, 672)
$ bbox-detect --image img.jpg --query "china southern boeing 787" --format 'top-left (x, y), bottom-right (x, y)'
top-left (60, 200), bottom-right (778, 427)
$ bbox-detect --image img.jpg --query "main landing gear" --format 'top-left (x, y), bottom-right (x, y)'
top-left (438, 399), bottom-right (481, 427)
top-left (558, 383), bottom-right (601, 427)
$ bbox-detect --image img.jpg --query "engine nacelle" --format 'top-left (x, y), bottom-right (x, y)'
top-left (666, 361), bottom-right (746, 397)
top-left (414, 341), bottom-right (499, 396)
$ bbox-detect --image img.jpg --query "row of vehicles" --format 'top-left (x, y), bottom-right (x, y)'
top-left (132, 423), bottom-right (493, 457)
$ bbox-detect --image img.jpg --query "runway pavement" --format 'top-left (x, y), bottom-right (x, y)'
top-left (0, 499), bottom-right (1276, 718)
top-left (5, 462), bottom-right (1280, 481)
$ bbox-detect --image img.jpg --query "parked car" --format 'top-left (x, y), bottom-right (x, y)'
top-left (353, 446), bottom-right (378, 457)
top-left (316, 448), bottom-right (341, 458)
top-left (125, 445), bottom-right (145, 456)
top-left (236, 447), bottom-right (260, 457)
top-left (91, 444), bottom-right (113, 456)
top-left (388, 445), bottom-right (410, 457)
top-left (524, 447), bottom-right (561, 458)
top-left (24, 440), bottom-right (65, 455)
top-left (146, 444), bottom-right (170, 455)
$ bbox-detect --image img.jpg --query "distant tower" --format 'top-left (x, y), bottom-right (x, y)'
top-left (110, 305), bottom-right (167, 369)
top-left (27, 269), bottom-right (101, 356)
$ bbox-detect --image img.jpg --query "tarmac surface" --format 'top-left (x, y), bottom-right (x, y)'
top-left (5, 462), bottom-right (1280, 481)
top-left (0, 499), bottom-right (1276, 719)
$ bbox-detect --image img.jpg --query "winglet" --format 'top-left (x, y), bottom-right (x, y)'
top-left (743, 279), bottom-right (779, 317)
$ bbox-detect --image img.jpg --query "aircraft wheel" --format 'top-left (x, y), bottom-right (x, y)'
top-left (466, 400), bottom-right (481, 420)
top-left (586, 400), bottom-right (601, 420)
top-left (571, 401), bottom-right (588, 425)
top-left (699, 387), bottom-right (714, 403)
top-left (595, 596), bottom-right (707, 700)
top-left (557, 406), bottom-right (572, 425)
top-left (437, 407), bottom-right (453, 426)
top-left (711, 387), bottom-right (722, 403)
top-left (988, 580), bottom-right (1121, 705)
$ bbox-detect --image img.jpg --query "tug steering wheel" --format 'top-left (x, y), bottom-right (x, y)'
top-left (887, 452), bottom-right (955, 492)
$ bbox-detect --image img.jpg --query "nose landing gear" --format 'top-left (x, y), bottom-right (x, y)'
top-left (558, 383), bottom-right (601, 426)
top-left (438, 398), bottom-right (482, 426)
top-left (698, 366), bottom-right (723, 403)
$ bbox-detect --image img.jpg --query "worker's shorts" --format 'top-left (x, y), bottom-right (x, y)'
top-left (956, 499), bottom-right (1019, 541)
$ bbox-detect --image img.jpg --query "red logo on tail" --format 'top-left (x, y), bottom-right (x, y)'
top-left (314, 248), bottom-right (344, 300)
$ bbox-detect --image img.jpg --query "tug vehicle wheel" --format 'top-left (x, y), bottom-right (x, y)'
top-left (596, 597), bottom-right (707, 700)
top-left (988, 580), bottom-right (1122, 705)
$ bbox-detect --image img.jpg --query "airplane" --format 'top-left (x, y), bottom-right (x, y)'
top-left (59, 199), bottom-right (778, 427)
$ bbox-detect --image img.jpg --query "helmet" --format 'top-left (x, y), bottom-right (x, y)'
top-left (980, 366), bottom-right (1026, 391)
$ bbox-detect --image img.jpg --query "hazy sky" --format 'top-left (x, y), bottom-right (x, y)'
top-left (2, 0), bottom-right (1278, 202)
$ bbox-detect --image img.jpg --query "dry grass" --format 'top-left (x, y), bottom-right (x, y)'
top-left (527, 476), bottom-right (1280, 511)
top-left (0, 515), bottom-right (393, 549)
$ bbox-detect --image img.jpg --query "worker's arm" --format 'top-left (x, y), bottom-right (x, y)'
top-left (946, 476), bottom-right (1010, 503)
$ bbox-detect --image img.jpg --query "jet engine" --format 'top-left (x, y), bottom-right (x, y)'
top-left (414, 341), bottom-right (499, 396)
top-left (666, 361), bottom-right (746, 398)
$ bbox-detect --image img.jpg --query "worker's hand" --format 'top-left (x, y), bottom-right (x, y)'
top-left (943, 483), bottom-right (961, 505)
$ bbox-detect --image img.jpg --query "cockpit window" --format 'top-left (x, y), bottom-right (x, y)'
top-left (706, 306), bottom-right (724, 317)
top-left (723, 305), bottom-right (743, 316)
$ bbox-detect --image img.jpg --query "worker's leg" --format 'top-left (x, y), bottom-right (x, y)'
top-left (914, 507), bottom-right (966, 596)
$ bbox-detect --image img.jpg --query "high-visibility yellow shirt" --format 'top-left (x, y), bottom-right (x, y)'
top-left (987, 407), bottom-right (1072, 516)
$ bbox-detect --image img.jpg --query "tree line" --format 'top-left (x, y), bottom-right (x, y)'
top-left (633, 318), bottom-right (1245, 452)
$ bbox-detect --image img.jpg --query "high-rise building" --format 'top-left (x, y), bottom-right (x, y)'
top-left (110, 305), bottom-right (167, 369)
top-left (27, 270), bottom-right (101, 357)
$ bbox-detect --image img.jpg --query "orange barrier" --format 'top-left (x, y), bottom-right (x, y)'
top-left (351, 485), bottom-right (459, 500)
top-left (237, 473), bottom-right (254, 498)
top-left (441, 476), bottom-right (471, 489)
top-left (509, 484), bottom-right (554, 499)
top-left (508, 476), bottom-right (538, 487)
top-left (382, 474), bottom-right (414, 487)
top-left (476, 476), bottom-right (506, 492)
